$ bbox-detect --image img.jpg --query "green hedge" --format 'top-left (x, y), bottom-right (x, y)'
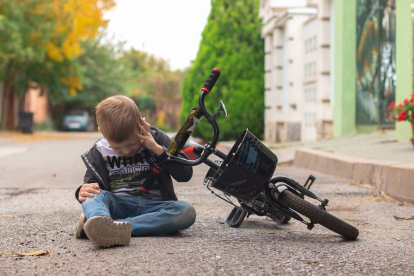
top-left (180, 0), bottom-right (264, 141)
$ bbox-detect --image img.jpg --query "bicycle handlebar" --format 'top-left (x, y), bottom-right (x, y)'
top-left (159, 68), bottom-right (222, 166)
top-left (202, 68), bottom-right (221, 94)
top-left (141, 68), bottom-right (222, 191)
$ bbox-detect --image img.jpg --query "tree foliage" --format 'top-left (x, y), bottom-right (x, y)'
top-left (180, 0), bottom-right (264, 140)
top-left (0, 0), bottom-right (115, 128)
top-left (50, 32), bottom-right (126, 110)
top-left (121, 49), bottom-right (186, 130)
top-left (121, 49), bottom-right (185, 100)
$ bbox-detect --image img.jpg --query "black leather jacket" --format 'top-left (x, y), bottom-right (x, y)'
top-left (75, 127), bottom-right (193, 203)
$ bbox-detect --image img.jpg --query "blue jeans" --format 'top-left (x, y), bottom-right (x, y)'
top-left (82, 190), bottom-right (196, 236)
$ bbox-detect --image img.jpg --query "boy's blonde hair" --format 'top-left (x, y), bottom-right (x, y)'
top-left (96, 95), bottom-right (142, 143)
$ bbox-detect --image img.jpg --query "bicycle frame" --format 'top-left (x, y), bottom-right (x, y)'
top-left (140, 68), bottom-right (334, 232)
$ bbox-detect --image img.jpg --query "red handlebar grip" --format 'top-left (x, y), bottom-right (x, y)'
top-left (202, 68), bottom-right (221, 94)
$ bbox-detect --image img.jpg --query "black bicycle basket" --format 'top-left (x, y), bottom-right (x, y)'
top-left (206, 129), bottom-right (278, 202)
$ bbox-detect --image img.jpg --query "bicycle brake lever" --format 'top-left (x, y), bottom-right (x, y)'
top-left (212, 101), bottom-right (227, 119)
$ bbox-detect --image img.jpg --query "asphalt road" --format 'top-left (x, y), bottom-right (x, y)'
top-left (0, 133), bottom-right (413, 275)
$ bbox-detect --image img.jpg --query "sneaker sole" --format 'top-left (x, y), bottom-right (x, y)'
top-left (84, 216), bottom-right (131, 247)
top-left (75, 212), bottom-right (86, 238)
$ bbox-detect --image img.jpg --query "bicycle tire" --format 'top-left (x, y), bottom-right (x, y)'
top-left (278, 190), bottom-right (359, 239)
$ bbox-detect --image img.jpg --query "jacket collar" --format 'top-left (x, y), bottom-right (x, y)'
top-left (81, 139), bottom-right (110, 188)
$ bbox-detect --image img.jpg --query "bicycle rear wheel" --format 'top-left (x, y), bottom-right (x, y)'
top-left (278, 190), bottom-right (359, 239)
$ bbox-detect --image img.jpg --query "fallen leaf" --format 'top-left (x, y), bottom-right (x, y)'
top-left (51, 174), bottom-right (56, 177)
top-left (351, 251), bottom-right (356, 253)
top-left (0, 250), bottom-right (49, 256)
top-left (395, 264), bottom-right (401, 266)
top-left (394, 215), bottom-right (414, 220)
top-left (349, 180), bottom-right (363, 185)
top-left (394, 238), bottom-right (400, 241)
top-left (19, 250), bottom-right (49, 256)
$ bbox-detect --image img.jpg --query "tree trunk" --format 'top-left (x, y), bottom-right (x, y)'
top-left (0, 61), bottom-right (26, 129)
top-left (0, 60), bottom-right (13, 129)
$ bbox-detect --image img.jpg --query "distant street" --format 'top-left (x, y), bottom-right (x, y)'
top-left (0, 133), bottom-right (413, 275)
top-left (0, 132), bottom-right (103, 189)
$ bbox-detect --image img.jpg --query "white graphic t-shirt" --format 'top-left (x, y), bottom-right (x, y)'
top-left (96, 138), bottom-right (162, 200)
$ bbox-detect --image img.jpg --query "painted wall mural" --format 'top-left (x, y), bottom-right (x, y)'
top-left (356, 0), bottom-right (396, 126)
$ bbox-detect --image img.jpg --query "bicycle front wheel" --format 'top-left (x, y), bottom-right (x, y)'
top-left (278, 190), bottom-right (359, 239)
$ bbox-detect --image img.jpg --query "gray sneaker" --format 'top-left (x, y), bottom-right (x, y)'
top-left (83, 216), bottom-right (131, 248)
top-left (75, 212), bottom-right (87, 238)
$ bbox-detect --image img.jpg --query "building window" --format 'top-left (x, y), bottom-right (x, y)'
top-left (304, 113), bottom-right (316, 126)
top-left (304, 88), bottom-right (317, 102)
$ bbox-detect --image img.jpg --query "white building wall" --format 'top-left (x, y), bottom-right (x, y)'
top-left (260, 0), bottom-right (334, 143)
top-left (315, 0), bottom-right (334, 139)
top-left (302, 17), bottom-right (318, 141)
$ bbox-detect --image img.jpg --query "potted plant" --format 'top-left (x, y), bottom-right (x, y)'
top-left (388, 93), bottom-right (414, 146)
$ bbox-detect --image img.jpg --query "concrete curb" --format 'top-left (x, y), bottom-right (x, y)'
top-left (294, 148), bottom-right (414, 203)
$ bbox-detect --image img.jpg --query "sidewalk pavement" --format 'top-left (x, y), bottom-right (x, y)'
top-left (219, 130), bottom-right (414, 203)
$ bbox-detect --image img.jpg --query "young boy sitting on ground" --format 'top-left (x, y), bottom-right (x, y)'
top-left (74, 95), bottom-right (196, 247)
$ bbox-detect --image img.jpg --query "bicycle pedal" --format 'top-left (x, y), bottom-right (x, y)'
top-left (226, 206), bottom-right (247, 228)
top-left (307, 221), bottom-right (316, 230)
top-left (304, 175), bottom-right (316, 189)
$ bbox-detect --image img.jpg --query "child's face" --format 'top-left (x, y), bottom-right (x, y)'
top-left (107, 134), bottom-right (142, 157)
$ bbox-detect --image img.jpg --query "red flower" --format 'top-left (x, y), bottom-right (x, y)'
top-left (388, 114), bottom-right (394, 121)
top-left (410, 98), bottom-right (414, 103)
top-left (398, 104), bottom-right (404, 109)
top-left (404, 99), bottom-right (409, 104)
top-left (412, 113), bottom-right (414, 121)
top-left (397, 112), bottom-right (408, 122)
top-left (388, 101), bottom-right (396, 111)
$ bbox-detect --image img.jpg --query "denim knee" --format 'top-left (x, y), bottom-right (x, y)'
top-left (176, 201), bottom-right (196, 229)
top-left (82, 189), bottom-right (105, 205)
top-left (82, 190), bottom-right (110, 219)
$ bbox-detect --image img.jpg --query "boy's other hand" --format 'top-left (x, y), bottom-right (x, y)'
top-left (79, 183), bottom-right (100, 202)
top-left (137, 117), bottom-right (164, 155)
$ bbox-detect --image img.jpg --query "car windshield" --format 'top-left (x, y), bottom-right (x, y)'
top-left (65, 110), bottom-right (86, 116)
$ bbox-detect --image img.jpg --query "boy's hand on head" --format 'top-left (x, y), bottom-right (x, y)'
top-left (137, 118), bottom-right (164, 155)
top-left (78, 183), bottom-right (100, 202)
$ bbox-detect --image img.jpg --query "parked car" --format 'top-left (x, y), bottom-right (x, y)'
top-left (62, 110), bottom-right (94, 132)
